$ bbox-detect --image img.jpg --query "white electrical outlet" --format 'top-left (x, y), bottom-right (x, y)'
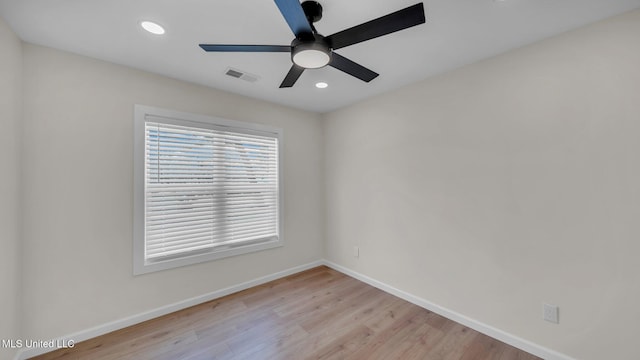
top-left (543, 303), bottom-right (559, 324)
top-left (353, 246), bottom-right (359, 258)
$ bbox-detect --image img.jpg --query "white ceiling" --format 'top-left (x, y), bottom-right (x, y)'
top-left (1, 0), bottom-right (639, 113)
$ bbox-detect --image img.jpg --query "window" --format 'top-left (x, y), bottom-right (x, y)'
top-left (134, 105), bottom-right (283, 275)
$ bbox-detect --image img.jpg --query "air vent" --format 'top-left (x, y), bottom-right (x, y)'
top-left (225, 69), bottom-right (243, 78)
top-left (225, 67), bottom-right (260, 83)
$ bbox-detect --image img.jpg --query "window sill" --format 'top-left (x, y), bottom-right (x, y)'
top-left (133, 238), bottom-right (283, 275)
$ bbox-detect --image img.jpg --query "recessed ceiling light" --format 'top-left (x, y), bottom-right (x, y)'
top-left (140, 21), bottom-right (165, 35)
top-left (315, 82), bottom-right (328, 89)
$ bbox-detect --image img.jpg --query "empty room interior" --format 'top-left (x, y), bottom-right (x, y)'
top-left (1, 0), bottom-right (640, 359)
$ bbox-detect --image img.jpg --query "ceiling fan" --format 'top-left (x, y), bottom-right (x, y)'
top-left (199, 0), bottom-right (426, 88)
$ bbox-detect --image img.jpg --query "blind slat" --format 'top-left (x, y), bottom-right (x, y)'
top-left (146, 216), bottom-right (276, 237)
top-left (147, 223), bottom-right (277, 247)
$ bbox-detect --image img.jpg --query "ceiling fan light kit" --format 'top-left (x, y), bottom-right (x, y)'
top-left (291, 35), bottom-right (331, 68)
top-left (199, 0), bottom-right (426, 88)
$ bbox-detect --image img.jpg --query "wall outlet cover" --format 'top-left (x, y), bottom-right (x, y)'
top-left (543, 303), bottom-right (559, 324)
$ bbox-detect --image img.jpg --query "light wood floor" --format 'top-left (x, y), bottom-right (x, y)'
top-left (31, 266), bottom-right (541, 360)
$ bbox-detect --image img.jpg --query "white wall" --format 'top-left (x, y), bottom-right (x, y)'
top-left (0, 16), bottom-right (22, 360)
top-left (324, 9), bottom-right (640, 360)
top-left (20, 43), bottom-right (324, 341)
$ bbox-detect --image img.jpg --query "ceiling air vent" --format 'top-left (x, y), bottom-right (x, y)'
top-left (224, 67), bottom-right (260, 83)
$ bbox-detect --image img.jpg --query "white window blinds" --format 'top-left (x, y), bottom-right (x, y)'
top-left (144, 119), bottom-right (280, 261)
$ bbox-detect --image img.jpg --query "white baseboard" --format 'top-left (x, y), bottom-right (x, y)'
top-left (322, 260), bottom-right (574, 360)
top-left (15, 260), bottom-right (323, 360)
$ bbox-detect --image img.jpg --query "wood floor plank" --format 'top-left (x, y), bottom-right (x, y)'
top-left (230, 324), bottom-right (309, 360)
top-left (312, 324), bottom-right (376, 360)
top-left (459, 334), bottom-right (506, 360)
top-left (346, 305), bottom-right (433, 360)
top-left (289, 285), bottom-right (379, 333)
top-left (29, 266), bottom-right (541, 360)
top-left (272, 274), bottom-right (368, 318)
top-left (299, 286), bottom-right (398, 335)
top-left (422, 323), bottom-right (478, 360)
top-left (381, 321), bottom-right (446, 360)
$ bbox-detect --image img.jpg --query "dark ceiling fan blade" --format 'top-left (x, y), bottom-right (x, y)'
top-left (329, 53), bottom-right (379, 82)
top-left (274, 0), bottom-right (313, 36)
top-left (199, 44), bottom-right (291, 52)
top-left (279, 64), bottom-right (305, 88)
top-left (327, 3), bottom-right (425, 50)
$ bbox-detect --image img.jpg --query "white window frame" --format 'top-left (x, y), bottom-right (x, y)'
top-left (133, 105), bottom-right (284, 275)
